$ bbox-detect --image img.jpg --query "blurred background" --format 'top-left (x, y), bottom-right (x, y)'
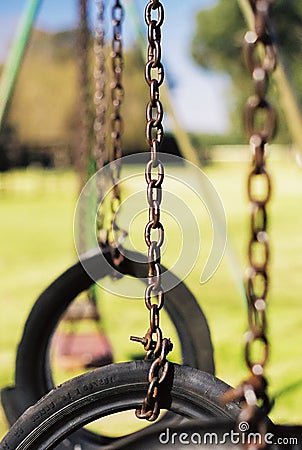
top-left (1, 0), bottom-right (302, 438)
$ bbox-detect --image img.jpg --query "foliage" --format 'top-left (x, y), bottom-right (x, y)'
top-left (5, 29), bottom-right (147, 164)
top-left (191, 0), bottom-right (302, 142)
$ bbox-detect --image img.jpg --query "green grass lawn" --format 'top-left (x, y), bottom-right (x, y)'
top-left (0, 157), bottom-right (302, 439)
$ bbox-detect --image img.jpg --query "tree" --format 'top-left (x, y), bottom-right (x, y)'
top-left (7, 29), bottom-right (148, 166)
top-left (191, 0), bottom-right (302, 141)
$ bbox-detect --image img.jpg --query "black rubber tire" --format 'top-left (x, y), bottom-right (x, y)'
top-left (0, 361), bottom-right (240, 450)
top-left (1, 247), bottom-right (214, 447)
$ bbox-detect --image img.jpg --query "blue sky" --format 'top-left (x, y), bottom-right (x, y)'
top-left (0, 0), bottom-right (230, 133)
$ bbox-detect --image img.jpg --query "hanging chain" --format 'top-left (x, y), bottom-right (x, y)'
top-left (70, 0), bottom-right (100, 319)
top-left (244, 0), bottom-right (276, 415)
top-left (107, 0), bottom-right (126, 251)
top-left (130, 0), bottom-right (172, 423)
top-left (94, 0), bottom-right (107, 172)
top-left (94, 0), bottom-right (108, 244)
top-left (77, 0), bottom-right (92, 255)
top-left (111, 0), bottom-right (124, 166)
top-left (94, 0), bottom-right (126, 254)
top-left (224, 0), bottom-right (277, 442)
top-left (77, 0), bottom-right (91, 188)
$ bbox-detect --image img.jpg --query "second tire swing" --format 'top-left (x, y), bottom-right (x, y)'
top-left (1, 247), bottom-right (215, 448)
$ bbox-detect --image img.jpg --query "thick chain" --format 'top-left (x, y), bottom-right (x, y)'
top-left (108, 0), bottom-right (125, 247)
top-left (94, 0), bottom-right (108, 244)
top-left (94, 0), bottom-right (107, 172)
top-left (130, 0), bottom-right (172, 423)
top-left (244, 0), bottom-right (276, 403)
top-left (94, 0), bottom-right (126, 251)
top-left (96, 0), bottom-right (127, 258)
top-left (77, 0), bottom-right (91, 255)
top-left (223, 4), bottom-right (277, 443)
top-left (224, 0), bottom-right (277, 440)
top-left (77, 0), bottom-right (90, 188)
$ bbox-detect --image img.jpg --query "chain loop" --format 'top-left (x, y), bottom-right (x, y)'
top-left (146, 119), bottom-right (164, 145)
top-left (110, 0), bottom-right (124, 164)
top-left (104, 0), bottom-right (125, 250)
top-left (146, 99), bottom-right (164, 128)
top-left (145, 1), bottom-right (164, 27)
top-left (224, 0), bottom-right (276, 442)
top-left (245, 31), bottom-right (276, 74)
top-left (145, 60), bottom-right (165, 86)
top-left (145, 221), bottom-right (164, 247)
top-left (131, 0), bottom-right (172, 422)
top-left (245, 331), bottom-right (269, 373)
top-left (245, 97), bottom-right (276, 142)
top-left (135, 337), bottom-right (172, 421)
top-left (247, 166), bottom-right (272, 204)
top-left (251, 203), bottom-right (267, 235)
top-left (77, 0), bottom-right (91, 189)
top-left (93, 0), bottom-right (127, 257)
top-left (94, 0), bottom-right (107, 173)
top-left (244, 0), bottom-right (276, 425)
top-left (93, 0), bottom-right (108, 243)
top-left (244, 0), bottom-right (276, 386)
top-left (76, 0), bottom-right (94, 255)
top-left (145, 284), bottom-right (164, 310)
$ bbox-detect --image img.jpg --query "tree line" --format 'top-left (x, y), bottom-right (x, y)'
top-left (1, 1), bottom-right (301, 171)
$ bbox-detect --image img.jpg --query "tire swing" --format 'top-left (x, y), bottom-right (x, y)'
top-left (0, 0), bottom-right (241, 448)
top-left (1, 1), bottom-right (302, 450)
top-left (112, 0), bottom-right (302, 447)
top-left (0, 0), bottom-right (217, 448)
top-left (0, 361), bottom-right (242, 450)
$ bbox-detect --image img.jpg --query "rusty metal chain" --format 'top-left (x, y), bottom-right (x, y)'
top-left (93, 0), bottom-right (108, 244)
top-left (94, 0), bottom-right (107, 172)
top-left (77, 0), bottom-right (91, 255)
top-left (225, 0), bottom-right (277, 442)
top-left (106, 0), bottom-right (127, 254)
top-left (243, 0), bottom-right (276, 411)
top-left (77, 0), bottom-right (91, 187)
top-left (93, 0), bottom-right (126, 254)
top-left (67, 0), bottom-right (100, 319)
top-left (130, 0), bottom-right (172, 423)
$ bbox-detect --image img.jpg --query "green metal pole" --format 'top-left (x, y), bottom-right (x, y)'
top-left (0, 0), bottom-right (42, 129)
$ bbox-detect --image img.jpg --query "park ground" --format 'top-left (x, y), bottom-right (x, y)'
top-left (1, 153), bottom-right (301, 437)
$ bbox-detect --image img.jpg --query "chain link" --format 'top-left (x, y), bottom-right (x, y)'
top-left (93, 0), bottom-right (108, 244)
top-left (107, 0), bottom-right (126, 250)
top-left (77, 0), bottom-right (92, 255)
top-left (223, 4), bottom-right (277, 444)
top-left (70, 0), bottom-right (101, 320)
top-left (244, 0), bottom-right (276, 383)
top-left (224, 0), bottom-right (277, 442)
top-left (110, 0), bottom-right (124, 175)
top-left (77, 0), bottom-right (91, 187)
top-left (94, 0), bottom-right (107, 172)
top-left (93, 0), bottom-right (126, 251)
top-left (130, 0), bottom-right (172, 422)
